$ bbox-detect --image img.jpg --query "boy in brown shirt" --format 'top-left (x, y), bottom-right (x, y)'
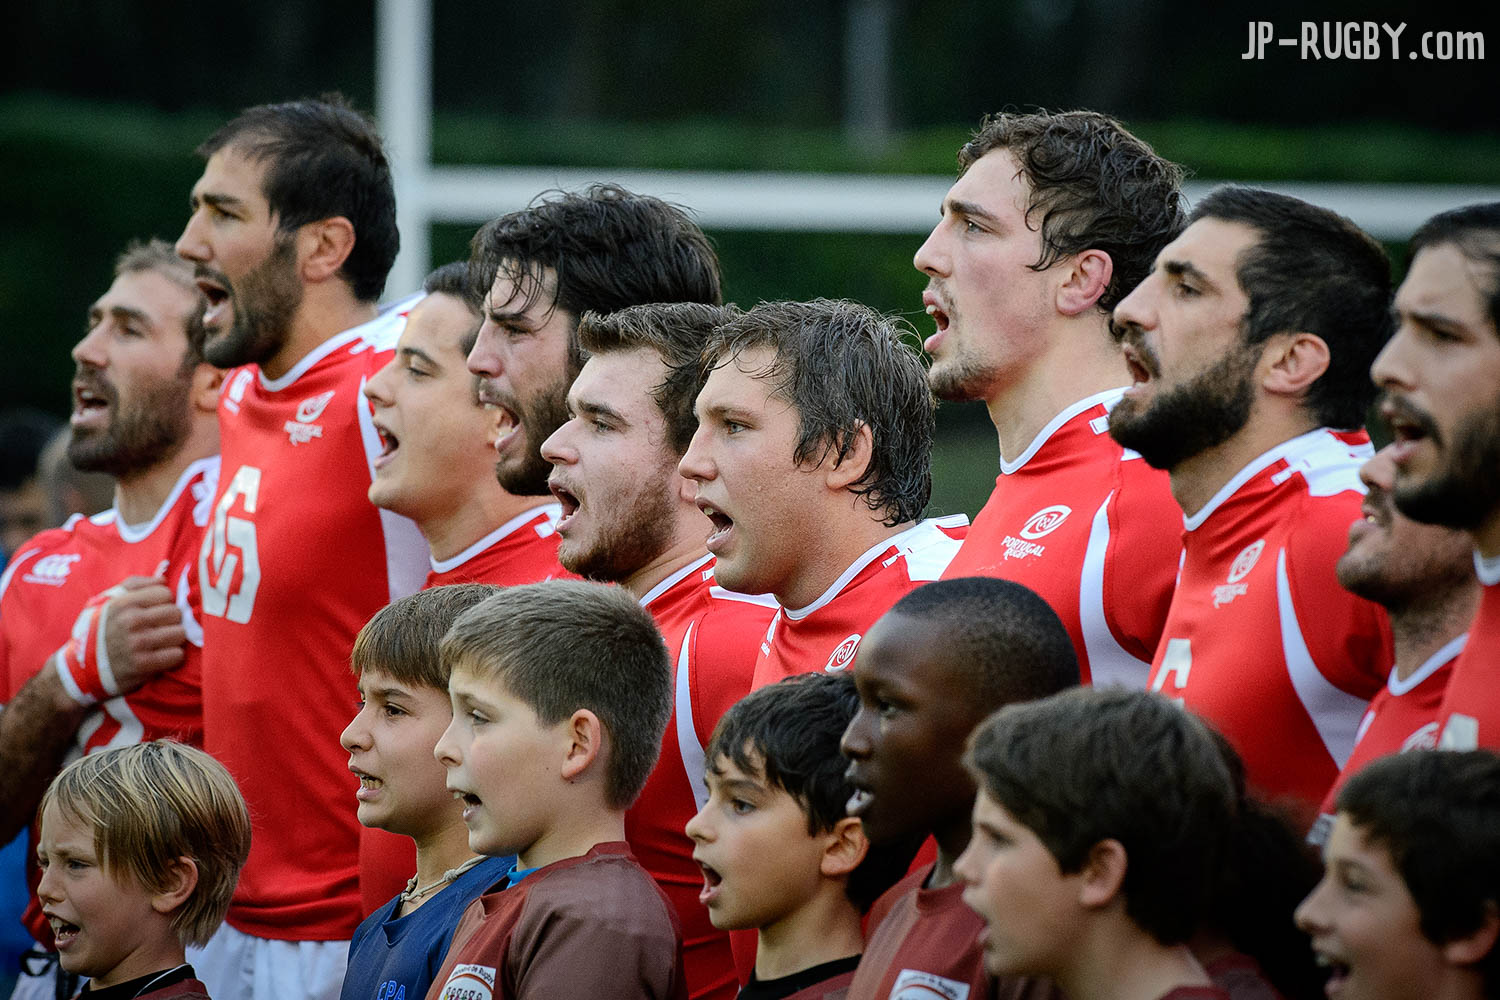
top-left (426, 581), bottom-right (683, 1000)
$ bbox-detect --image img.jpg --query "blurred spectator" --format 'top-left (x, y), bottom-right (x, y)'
top-left (0, 409), bottom-right (62, 563)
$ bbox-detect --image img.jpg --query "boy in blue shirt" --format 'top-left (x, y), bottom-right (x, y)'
top-left (339, 584), bottom-right (513, 1000)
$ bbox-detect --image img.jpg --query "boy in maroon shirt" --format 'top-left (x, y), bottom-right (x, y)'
top-left (426, 581), bottom-right (684, 1000)
top-left (956, 688), bottom-right (1236, 1000)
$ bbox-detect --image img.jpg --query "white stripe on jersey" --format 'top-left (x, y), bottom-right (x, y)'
top-left (1000, 388), bottom-right (1124, 475)
top-left (0, 545), bottom-right (44, 602)
top-left (1078, 492), bottom-right (1152, 689)
top-left (115, 456), bottom-right (220, 543)
top-left (673, 622), bottom-right (710, 811)
top-left (1276, 547), bottom-right (1370, 768)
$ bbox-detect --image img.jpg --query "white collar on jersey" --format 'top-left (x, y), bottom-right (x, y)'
top-left (999, 387), bottom-right (1126, 476)
top-left (637, 552), bottom-right (716, 609)
top-left (1387, 633), bottom-right (1468, 696)
top-left (1181, 427), bottom-right (1368, 533)
top-left (1475, 549), bottom-right (1500, 587)
top-left (781, 519), bottom-right (938, 621)
top-left (111, 456), bottom-right (221, 544)
top-left (428, 502), bottom-right (562, 574)
top-left (258, 291), bottom-right (426, 392)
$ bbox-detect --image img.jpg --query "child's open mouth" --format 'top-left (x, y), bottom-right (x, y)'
top-left (695, 860), bottom-right (723, 905)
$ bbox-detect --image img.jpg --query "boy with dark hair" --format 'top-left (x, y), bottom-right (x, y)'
top-left (841, 577), bottom-right (1078, 1000)
top-left (428, 581), bottom-right (684, 999)
top-left (37, 740), bottom-right (252, 998)
top-left (338, 584), bottom-right (513, 1000)
top-left (679, 299), bottom-right (967, 685)
top-left (956, 687), bottom-right (1236, 1000)
top-left (687, 673), bottom-right (901, 1000)
top-left (1296, 749), bottom-right (1500, 1000)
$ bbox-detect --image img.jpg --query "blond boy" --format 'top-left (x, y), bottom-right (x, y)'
top-left (36, 741), bottom-right (250, 999)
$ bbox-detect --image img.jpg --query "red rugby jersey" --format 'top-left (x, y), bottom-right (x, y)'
top-left (1310, 633), bottom-right (1463, 843)
top-left (941, 389), bottom-right (1181, 687)
top-left (751, 516), bottom-right (967, 688)
top-left (629, 553), bottom-right (777, 1000)
top-left (1436, 555), bottom-right (1500, 751)
top-left (0, 456), bottom-right (217, 945)
top-left (197, 299), bottom-right (430, 941)
top-left (422, 503), bottom-right (571, 588)
top-left (1147, 429), bottom-right (1391, 822)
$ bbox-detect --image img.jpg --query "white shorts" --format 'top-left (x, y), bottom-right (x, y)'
top-left (8, 951), bottom-right (76, 1000)
top-left (187, 923), bottom-right (349, 1000)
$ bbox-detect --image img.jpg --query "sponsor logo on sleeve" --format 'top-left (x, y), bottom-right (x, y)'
top-left (24, 553), bottom-right (82, 587)
top-left (890, 969), bottom-right (971, 999)
top-left (284, 390), bottom-right (336, 445)
top-left (1212, 539), bottom-right (1264, 608)
top-left (1000, 504), bottom-right (1071, 561)
top-left (435, 964), bottom-right (495, 1000)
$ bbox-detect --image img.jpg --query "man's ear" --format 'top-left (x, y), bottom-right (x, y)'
top-left (191, 363), bottom-right (224, 415)
top-left (1077, 838), bottom-right (1128, 910)
top-left (150, 856), bottom-right (199, 916)
top-left (297, 216), bottom-right (357, 285)
top-left (1260, 332), bottom-right (1331, 399)
top-left (559, 709), bottom-right (604, 782)
top-left (1056, 249), bottom-right (1114, 317)
top-left (820, 816), bottom-right (870, 878)
top-left (824, 423), bottom-right (874, 492)
top-left (1442, 901), bottom-right (1500, 969)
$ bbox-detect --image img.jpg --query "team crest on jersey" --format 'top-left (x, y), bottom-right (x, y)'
top-left (435, 963), bottom-right (494, 1000)
top-left (825, 633), bottom-right (862, 672)
top-left (24, 553), bottom-right (81, 587)
top-left (1401, 722), bottom-right (1441, 752)
top-left (284, 390), bottom-right (336, 445)
top-left (1213, 539), bottom-right (1265, 607)
top-left (222, 369), bottom-right (255, 415)
top-left (1001, 504), bottom-right (1071, 561)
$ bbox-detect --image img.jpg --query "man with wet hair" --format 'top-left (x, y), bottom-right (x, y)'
top-left (466, 183), bottom-right (722, 498)
top-left (541, 302), bottom-right (776, 999)
top-left (678, 298), bottom-right (967, 684)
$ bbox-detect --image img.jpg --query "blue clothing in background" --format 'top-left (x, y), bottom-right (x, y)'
top-left (0, 831), bottom-right (33, 998)
top-left (339, 855), bottom-right (513, 1000)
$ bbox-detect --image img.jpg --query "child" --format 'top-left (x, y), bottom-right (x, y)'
top-left (1296, 749), bottom-right (1500, 1000)
top-left (36, 740), bottom-right (251, 999)
top-left (339, 584), bottom-right (513, 1000)
top-left (956, 687), bottom-right (1237, 1000)
top-left (686, 672), bottom-right (906, 1000)
top-left (427, 580), bottom-right (684, 1000)
top-left (840, 577), bottom-right (1079, 1000)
